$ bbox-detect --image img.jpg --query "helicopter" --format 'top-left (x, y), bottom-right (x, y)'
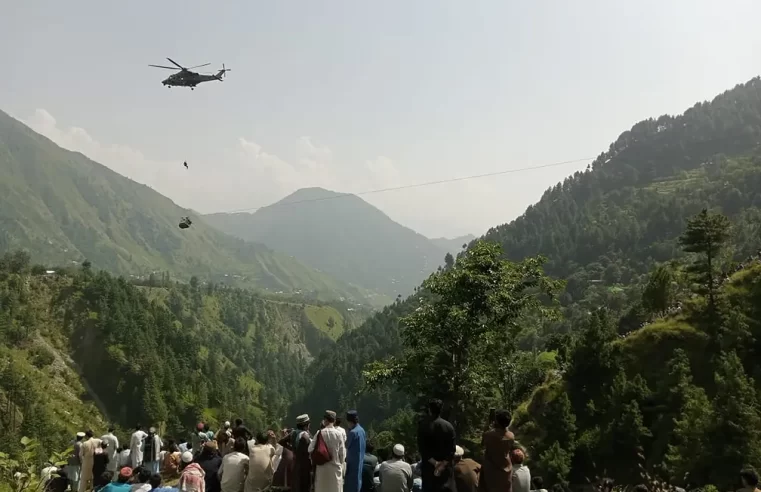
top-left (149, 58), bottom-right (231, 90)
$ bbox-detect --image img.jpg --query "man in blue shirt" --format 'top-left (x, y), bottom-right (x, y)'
top-left (344, 410), bottom-right (367, 492)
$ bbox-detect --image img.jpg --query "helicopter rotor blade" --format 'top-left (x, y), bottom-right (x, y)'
top-left (188, 63), bottom-right (211, 69)
top-left (149, 65), bottom-right (179, 70)
top-left (166, 57), bottom-right (186, 70)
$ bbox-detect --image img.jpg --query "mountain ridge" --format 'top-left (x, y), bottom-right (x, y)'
top-left (0, 110), bottom-right (369, 302)
top-left (204, 187), bottom-right (449, 297)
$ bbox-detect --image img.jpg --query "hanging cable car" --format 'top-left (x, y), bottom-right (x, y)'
top-left (179, 217), bottom-right (193, 229)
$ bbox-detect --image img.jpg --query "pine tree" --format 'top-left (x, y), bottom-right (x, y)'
top-left (641, 264), bottom-right (674, 315)
top-left (679, 209), bottom-right (731, 310)
top-left (705, 352), bottom-right (761, 488)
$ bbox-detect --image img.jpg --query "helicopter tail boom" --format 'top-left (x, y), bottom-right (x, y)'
top-left (215, 64), bottom-right (231, 81)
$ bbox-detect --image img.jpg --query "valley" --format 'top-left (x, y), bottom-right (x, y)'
top-left (3, 65), bottom-right (761, 492)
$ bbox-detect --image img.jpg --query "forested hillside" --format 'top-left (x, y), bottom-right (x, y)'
top-left (292, 78), bottom-right (761, 435)
top-left (205, 187), bottom-right (447, 297)
top-left (0, 251), bottom-right (363, 460)
top-left (0, 111), bottom-right (369, 302)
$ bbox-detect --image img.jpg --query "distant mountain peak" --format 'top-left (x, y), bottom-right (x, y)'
top-left (277, 187), bottom-right (352, 204)
top-left (205, 186), bottom-right (448, 296)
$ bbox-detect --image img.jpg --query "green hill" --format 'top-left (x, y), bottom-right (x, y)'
top-left (291, 77), bottom-right (761, 431)
top-left (0, 252), bottom-right (364, 460)
top-left (0, 110), bottom-right (370, 302)
top-left (204, 187), bottom-right (448, 297)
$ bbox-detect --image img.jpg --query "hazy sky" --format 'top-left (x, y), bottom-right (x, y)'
top-left (2, 0), bottom-right (761, 238)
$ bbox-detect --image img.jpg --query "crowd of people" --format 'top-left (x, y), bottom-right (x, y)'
top-left (39, 399), bottom-right (666, 492)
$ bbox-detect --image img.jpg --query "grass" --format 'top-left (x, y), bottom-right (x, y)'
top-left (304, 305), bottom-right (346, 340)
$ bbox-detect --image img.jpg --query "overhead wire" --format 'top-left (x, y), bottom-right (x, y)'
top-left (218, 156), bottom-right (596, 215)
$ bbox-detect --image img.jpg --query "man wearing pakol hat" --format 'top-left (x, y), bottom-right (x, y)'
top-left (378, 444), bottom-right (413, 492)
top-left (291, 414), bottom-right (313, 492)
top-left (344, 411), bottom-right (366, 492)
top-left (309, 411), bottom-right (346, 492)
top-left (452, 446), bottom-right (480, 492)
top-left (67, 432), bottom-right (85, 492)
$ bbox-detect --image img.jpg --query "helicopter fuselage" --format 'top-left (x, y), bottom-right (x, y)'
top-left (162, 70), bottom-right (222, 89)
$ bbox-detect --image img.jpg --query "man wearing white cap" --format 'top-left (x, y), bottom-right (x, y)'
top-left (292, 414), bottom-right (313, 492)
top-left (452, 446), bottom-right (480, 492)
top-left (378, 444), bottom-right (413, 492)
top-left (67, 432), bottom-right (85, 492)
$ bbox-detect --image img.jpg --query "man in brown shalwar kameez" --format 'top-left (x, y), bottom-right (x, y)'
top-left (478, 410), bottom-right (514, 492)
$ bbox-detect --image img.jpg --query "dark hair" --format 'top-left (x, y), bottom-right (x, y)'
top-left (366, 442), bottom-right (375, 454)
top-left (551, 485), bottom-right (564, 492)
top-left (137, 468), bottom-right (152, 484)
top-left (335, 417), bottom-right (343, 426)
top-left (100, 441), bottom-right (109, 448)
top-left (742, 469), bottom-right (760, 487)
top-left (633, 485), bottom-right (648, 492)
top-left (235, 418), bottom-right (243, 427)
top-left (324, 413), bottom-right (337, 424)
top-left (149, 473), bottom-right (162, 489)
top-left (495, 410), bottom-right (511, 429)
top-left (108, 426), bottom-right (115, 433)
top-left (203, 423), bottom-right (210, 432)
top-left (297, 420), bottom-right (309, 430)
top-left (100, 471), bottom-right (114, 485)
top-left (84, 429), bottom-right (93, 438)
top-left (428, 399), bottom-right (443, 416)
top-left (233, 437), bottom-right (246, 453)
top-left (135, 424), bottom-right (142, 431)
top-left (256, 432), bottom-right (269, 444)
top-left (532, 477), bottom-right (544, 489)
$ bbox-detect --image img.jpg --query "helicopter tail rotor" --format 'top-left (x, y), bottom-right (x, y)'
top-left (215, 64), bottom-right (231, 80)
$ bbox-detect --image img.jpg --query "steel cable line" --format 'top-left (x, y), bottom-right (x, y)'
top-left (217, 156), bottom-right (595, 215)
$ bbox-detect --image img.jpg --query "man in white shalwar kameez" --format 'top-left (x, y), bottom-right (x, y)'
top-left (309, 411), bottom-right (346, 492)
top-left (101, 427), bottom-right (120, 475)
top-left (130, 425), bottom-right (147, 468)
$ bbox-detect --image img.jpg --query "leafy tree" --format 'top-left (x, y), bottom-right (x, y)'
top-left (679, 209), bottom-right (731, 309)
top-left (364, 240), bottom-right (562, 435)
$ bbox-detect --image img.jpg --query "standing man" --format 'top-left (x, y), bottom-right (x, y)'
top-left (130, 425), bottom-right (147, 468)
top-left (417, 399), bottom-right (456, 492)
top-left (309, 411), bottom-right (346, 492)
top-left (67, 432), bottom-right (85, 492)
top-left (290, 415), bottom-right (312, 492)
top-left (79, 430), bottom-right (102, 492)
top-left (344, 411), bottom-right (366, 492)
top-left (143, 427), bottom-right (163, 475)
top-left (101, 427), bottom-right (120, 477)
